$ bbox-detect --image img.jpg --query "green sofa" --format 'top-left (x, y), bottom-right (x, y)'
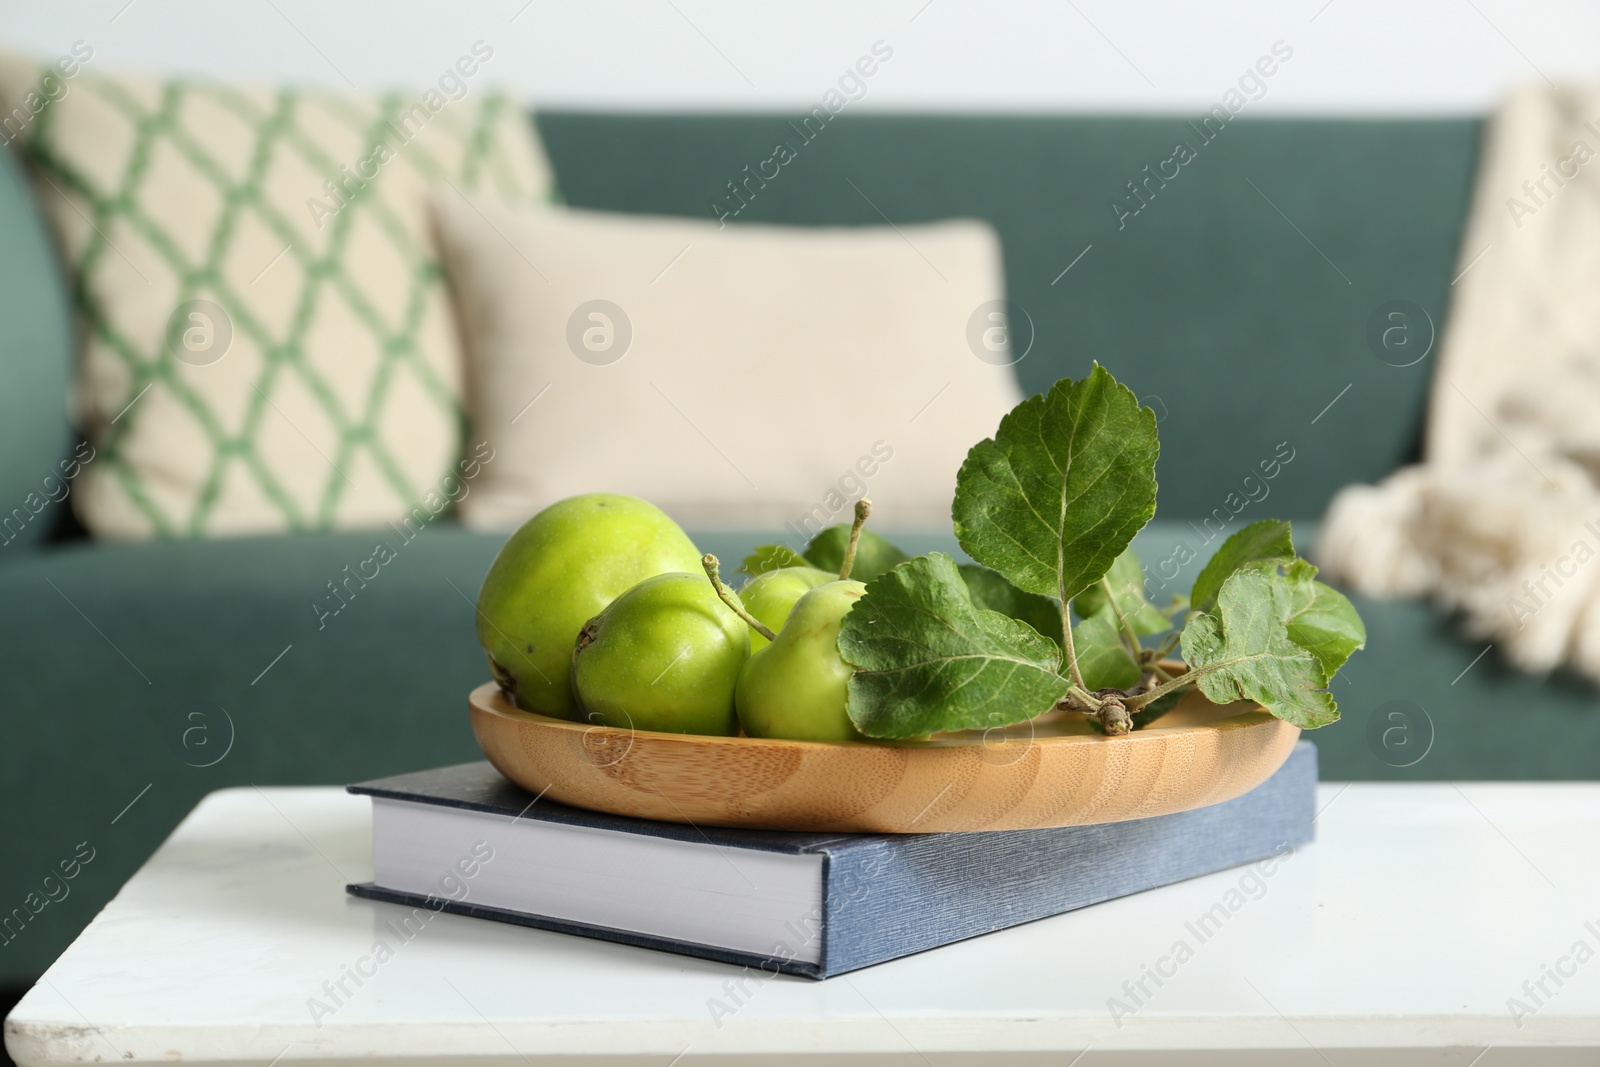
top-left (3, 111), bottom-right (1596, 988)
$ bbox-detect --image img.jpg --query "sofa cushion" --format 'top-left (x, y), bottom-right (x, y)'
top-left (0, 520), bottom-right (950, 983)
top-left (1, 519), bottom-right (1593, 985)
top-left (0, 130), bottom-right (74, 551)
top-left (0, 51), bottom-right (555, 540)
top-left (1129, 522), bottom-right (1600, 786)
top-left (432, 198), bottom-right (1023, 530)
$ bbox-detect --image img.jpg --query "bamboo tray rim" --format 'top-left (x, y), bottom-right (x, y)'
top-left (468, 681), bottom-right (1278, 749)
top-left (467, 679), bottom-right (1301, 832)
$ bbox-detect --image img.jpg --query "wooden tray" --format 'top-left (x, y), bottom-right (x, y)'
top-left (468, 682), bottom-right (1300, 833)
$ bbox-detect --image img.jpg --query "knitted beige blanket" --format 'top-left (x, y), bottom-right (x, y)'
top-left (1318, 84), bottom-right (1600, 680)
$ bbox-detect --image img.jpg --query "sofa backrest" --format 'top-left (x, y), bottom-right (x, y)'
top-left (0, 141), bottom-right (72, 550)
top-left (539, 113), bottom-right (1480, 521)
top-left (0, 114), bottom-right (1481, 537)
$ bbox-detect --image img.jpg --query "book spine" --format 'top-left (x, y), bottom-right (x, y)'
top-left (817, 741), bottom-right (1318, 978)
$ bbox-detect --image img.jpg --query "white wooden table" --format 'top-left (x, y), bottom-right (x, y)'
top-left (6, 783), bottom-right (1599, 1065)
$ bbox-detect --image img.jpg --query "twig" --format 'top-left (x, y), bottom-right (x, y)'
top-left (1125, 667), bottom-right (1206, 710)
top-left (702, 554), bottom-right (777, 642)
top-left (1101, 574), bottom-right (1144, 662)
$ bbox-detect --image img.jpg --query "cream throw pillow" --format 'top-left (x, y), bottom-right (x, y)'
top-left (0, 50), bottom-right (554, 538)
top-left (433, 199), bottom-right (1024, 532)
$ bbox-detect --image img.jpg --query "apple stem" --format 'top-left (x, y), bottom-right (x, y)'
top-left (838, 498), bottom-right (873, 580)
top-left (702, 554), bottom-right (777, 642)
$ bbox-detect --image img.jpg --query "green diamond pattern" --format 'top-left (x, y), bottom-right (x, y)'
top-left (8, 67), bottom-right (553, 537)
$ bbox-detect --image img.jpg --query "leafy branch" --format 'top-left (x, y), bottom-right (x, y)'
top-left (825, 365), bottom-right (1366, 740)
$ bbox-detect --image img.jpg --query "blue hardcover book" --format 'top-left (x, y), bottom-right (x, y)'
top-left (347, 741), bottom-right (1316, 979)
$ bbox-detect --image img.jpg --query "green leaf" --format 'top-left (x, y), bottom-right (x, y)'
top-left (1074, 547), bottom-right (1172, 636)
top-left (958, 564), bottom-right (1064, 648)
top-left (1189, 519), bottom-right (1295, 614)
top-left (740, 543), bottom-right (809, 577)
top-left (1072, 607), bottom-right (1141, 691)
top-left (953, 364), bottom-right (1159, 603)
top-left (839, 553), bottom-right (1071, 739)
top-left (803, 525), bottom-right (910, 583)
top-left (1280, 559), bottom-right (1366, 683)
top-left (1180, 565), bottom-right (1339, 729)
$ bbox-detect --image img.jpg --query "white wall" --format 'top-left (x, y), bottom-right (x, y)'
top-left (1, 0), bottom-right (1596, 115)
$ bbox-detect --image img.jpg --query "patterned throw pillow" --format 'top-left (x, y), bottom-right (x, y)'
top-left (0, 49), bottom-right (554, 538)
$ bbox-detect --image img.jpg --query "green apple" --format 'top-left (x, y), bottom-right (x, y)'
top-left (475, 494), bottom-right (701, 719)
top-left (571, 572), bottom-right (748, 736)
top-left (737, 566), bottom-right (836, 651)
top-left (735, 580), bottom-right (867, 741)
